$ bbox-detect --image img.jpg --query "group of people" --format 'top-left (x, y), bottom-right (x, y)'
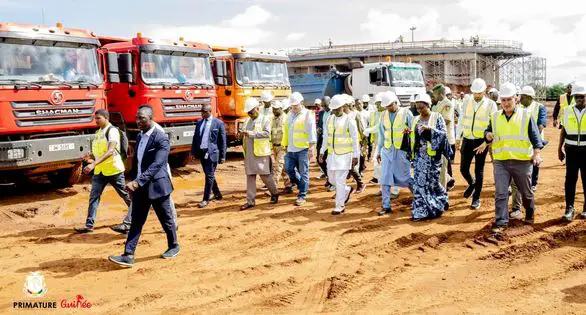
top-left (73, 78), bottom-right (586, 267)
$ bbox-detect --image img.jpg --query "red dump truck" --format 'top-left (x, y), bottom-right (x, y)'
top-left (0, 22), bottom-right (117, 187)
top-left (99, 33), bottom-right (216, 167)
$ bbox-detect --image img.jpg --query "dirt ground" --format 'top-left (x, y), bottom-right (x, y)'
top-left (1, 117), bottom-right (586, 314)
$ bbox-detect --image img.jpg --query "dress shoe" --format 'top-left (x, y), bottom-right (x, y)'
top-left (327, 185), bottom-right (336, 192)
top-left (579, 211), bottom-right (586, 220)
top-left (212, 194), bottom-right (223, 201)
top-left (240, 203), bottom-right (254, 211)
top-left (110, 224), bottom-right (130, 235)
top-left (282, 187), bottom-right (294, 194)
top-left (369, 178), bottom-right (379, 184)
top-left (471, 199), bottom-right (481, 209)
top-left (446, 179), bottom-right (455, 191)
top-left (316, 173), bottom-right (327, 180)
top-left (161, 245), bottom-right (180, 259)
top-left (199, 200), bottom-right (209, 208)
top-left (463, 184), bottom-right (475, 199)
top-left (331, 208), bottom-right (345, 215)
top-left (378, 208), bottom-right (392, 216)
top-left (524, 218), bottom-right (534, 225)
top-left (270, 194), bottom-right (279, 204)
top-left (74, 226), bottom-right (94, 233)
top-left (108, 254), bottom-right (135, 267)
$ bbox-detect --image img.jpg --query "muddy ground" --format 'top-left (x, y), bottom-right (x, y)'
top-left (1, 115), bottom-right (586, 314)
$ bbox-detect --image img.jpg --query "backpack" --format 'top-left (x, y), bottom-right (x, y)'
top-left (104, 125), bottom-right (129, 162)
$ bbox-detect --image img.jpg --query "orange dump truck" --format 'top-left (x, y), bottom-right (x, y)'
top-left (211, 46), bottom-right (291, 146)
top-left (0, 22), bottom-right (114, 186)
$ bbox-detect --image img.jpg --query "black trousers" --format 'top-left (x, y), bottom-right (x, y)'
top-left (565, 145), bottom-right (586, 209)
top-left (460, 138), bottom-right (489, 200)
top-left (124, 190), bottom-right (178, 255)
top-left (199, 150), bottom-right (221, 201)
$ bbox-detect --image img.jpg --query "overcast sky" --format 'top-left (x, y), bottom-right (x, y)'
top-left (1, 0), bottom-right (585, 84)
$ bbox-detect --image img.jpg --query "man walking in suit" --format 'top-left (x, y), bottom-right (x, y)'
top-left (109, 106), bottom-right (179, 267)
top-left (191, 104), bottom-right (227, 208)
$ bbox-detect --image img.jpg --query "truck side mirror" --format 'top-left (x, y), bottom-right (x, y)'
top-left (118, 53), bottom-right (134, 83)
top-left (106, 52), bottom-right (120, 83)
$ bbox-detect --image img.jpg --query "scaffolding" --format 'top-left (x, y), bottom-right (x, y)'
top-left (499, 57), bottom-right (547, 100)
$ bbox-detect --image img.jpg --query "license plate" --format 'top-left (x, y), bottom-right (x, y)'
top-left (49, 143), bottom-right (75, 152)
top-left (183, 130), bottom-right (194, 137)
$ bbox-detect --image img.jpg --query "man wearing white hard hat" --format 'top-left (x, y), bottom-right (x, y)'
top-left (319, 95), bottom-right (360, 215)
top-left (410, 93), bottom-right (450, 221)
top-left (375, 91), bottom-right (414, 215)
top-left (559, 82), bottom-right (586, 221)
top-left (282, 92), bottom-right (317, 206)
top-left (343, 95), bottom-right (366, 193)
top-left (364, 92), bottom-right (386, 185)
top-left (259, 90), bottom-right (274, 121)
top-left (240, 97), bottom-right (279, 210)
top-left (553, 83), bottom-right (575, 128)
top-left (476, 83), bottom-right (543, 233)
top-left (270, 100), bottom-right (288, 188)
top-left (432, 84), bottom-right (456, 191)
top-left (459, 78), bottom-right (498, 209)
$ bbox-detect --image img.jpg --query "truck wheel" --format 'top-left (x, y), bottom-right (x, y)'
top-left (48, 163), bottom-right (83, 188)
top-left (169, 152), bottom-right (190, 168)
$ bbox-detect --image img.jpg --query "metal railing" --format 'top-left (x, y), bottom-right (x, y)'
top-left (288, 39), bottom-right (524, 57)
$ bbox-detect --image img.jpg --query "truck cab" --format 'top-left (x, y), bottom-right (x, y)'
top-left (350, 62), bottom-right (426, 106)
top-left (100, 34), bottom-right (216, 167)
top-left (0, 22), bottom-right (108, 186)
top-left (211, 47), bottom-right (291, 145)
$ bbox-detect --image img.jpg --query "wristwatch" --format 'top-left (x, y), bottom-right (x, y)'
top-left (132, 182), bottom-right (139, 189)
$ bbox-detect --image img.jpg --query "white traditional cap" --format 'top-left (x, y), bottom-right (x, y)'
top-left (260, 90), bottom-right (274, 102)
top-left (244, 97), bottom-right (260, 113)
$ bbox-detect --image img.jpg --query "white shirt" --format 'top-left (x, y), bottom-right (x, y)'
top-left (321, 114), bottom-right (360, 170)
top-left (359, 110), bottom-right (370, 130)
top-left (137, 125), bottom-right (155, 178)
top-left (152, 122), bottom-right (173, 178)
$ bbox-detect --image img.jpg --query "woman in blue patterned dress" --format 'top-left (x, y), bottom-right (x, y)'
top-left (411, 94), bottom-right (451, 221)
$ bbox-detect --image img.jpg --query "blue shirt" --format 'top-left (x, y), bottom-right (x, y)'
top-left (537, 103), bottom-right (547, 127)
top-left (200, 117), bottom-right (212, 150)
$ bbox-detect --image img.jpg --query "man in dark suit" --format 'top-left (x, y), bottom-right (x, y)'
top-left (109, 106), bottom-right (179, 267)
top-left (316, 96), bottom-right (334, 191)
top-left (191, 104), bottom-right (226, 208)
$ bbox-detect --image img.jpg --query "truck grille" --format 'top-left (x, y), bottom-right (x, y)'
top-left (397, 95), bottom-right (412, 107)
top-left (11, 100), bottom-right (95, 127)
top-left (161, 97), bottom-right (210, 118)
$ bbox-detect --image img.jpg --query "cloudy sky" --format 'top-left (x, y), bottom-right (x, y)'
top-left (1, 0), bottom-right (585, 84)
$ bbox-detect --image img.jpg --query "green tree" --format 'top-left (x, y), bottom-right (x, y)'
top-left (547, 83), bottom-right (566, 100)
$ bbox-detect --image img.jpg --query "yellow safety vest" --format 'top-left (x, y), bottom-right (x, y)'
top-left (92, 123), bottom-right (125, 176)
top-left (491, 108), bottom-right (533, 161)
top-left (411, 112), bottom-right (439, 157)
top-left (243, 117), bottom-right (272, 157)
top-left (560, 94), bottom-right (576, 112)
top-left (369, 110), bottom-right (384, 143)
top-left (327, 115), bottom-right (353, 155)
top-left (382, 108), bottom-right (407, 150)
top-left (461, 97), bottom-right (492, 139)
top-left (562, 105), bottom-right (586, 147)
top-left (282, 109), bottom-right (310, 149)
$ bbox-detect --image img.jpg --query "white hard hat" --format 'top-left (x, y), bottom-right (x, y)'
top-left (289, 92), bottom-right (304, 106)
top-left (445, 86), bottom-right (452, 95)
top-left (345, 94), bottom-right (354, 105)
top-left (329, 95), bottom-right (346, 110)
top-left (572, 82), bottom-right (585, 95)
top-left (314, 98), bottom-right (322, 105)
top-left (381, 91), bottom-right (398, 107)
top-left (260, 90), bottom-right (274, 102)
top-left (470, 78), bottom-right (487, 93)
top-left (414, 93), bottom-right (432, 105)
top-left (374, 92), bottom-right (384, 103)
top-left (361, 94), bottom-right (370, 102)
top-left (499, 82), bottom-right (517, 98)
top-left (272, 100), bottom-right (283, 109)
top-left (281, 99), bottom-right (291, 110)
top-left (244, 97), bottom-right (260, 113)
top-left (488, 87), bottom-right (499, 94)
top-left (520, 86), bottom-right (536, 97)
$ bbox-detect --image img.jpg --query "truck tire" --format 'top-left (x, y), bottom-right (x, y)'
top-left (169, 152), bottom-right (190, 168)
top-left (48, 163), bottom-right (83, 188)
top-left (344, 74), bottom-right (353, 95)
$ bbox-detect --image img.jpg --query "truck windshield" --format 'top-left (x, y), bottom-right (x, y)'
top-left (389, 68), bottom-right (425, 87)
top-left (141, 53), bottom-right (214, 86)
top-left (235, 60), bottom-right (290, 86)
top-left (0, 42), bottom-right (102, 84)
